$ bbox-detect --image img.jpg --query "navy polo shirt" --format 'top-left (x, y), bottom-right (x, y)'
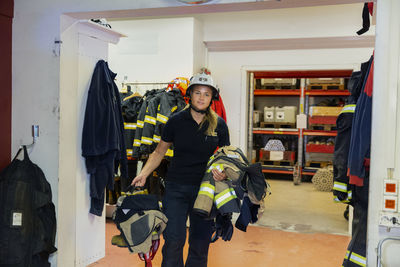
top-left (161, 108), bottom-right (230, 185)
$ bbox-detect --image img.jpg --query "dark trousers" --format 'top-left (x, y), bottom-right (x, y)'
top-left (161, 181), bottom-right (214, 267)
top-left (343, 175), bottom-right (369, 267)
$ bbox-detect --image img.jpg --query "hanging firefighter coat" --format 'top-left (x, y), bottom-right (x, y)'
top-left (0, 146), bottom-right (57, 267)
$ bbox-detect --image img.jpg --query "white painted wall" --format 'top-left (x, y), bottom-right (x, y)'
top-left (199, 3), bottom-right (375, 41)
top-left (108, 17), bottom-right (196, 95)
top-left (12, 0), bottom-right (385, 266)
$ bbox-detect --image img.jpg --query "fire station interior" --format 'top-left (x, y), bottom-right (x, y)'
top-left (54, 2), bottom-right (383, 266)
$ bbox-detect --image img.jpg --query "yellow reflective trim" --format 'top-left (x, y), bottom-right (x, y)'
top-left (165, 149), bottom-right (174, 157)
top-left (141, 136), bottom-right (153, 145)
top-left (344, 250), bottom-right (349, 259)
top-left (349, 251), bottom-right (366, 267)
top-left (144, 115), bottom-right (157, 125)
top-left (200, 182), bottom-right (215, 191)
top-left (340, 104), bottom-right (356, 114)
top-left (333, 181), bottom-right (348, 193)
top-left (215, 188), bottom-right (237, 209)
top-left (158, 104), bottom-right (161, 112)
top-left (136, 120), bottom-right (144, 128)
top-left (171, 106), bottom-right (178, 113)
top-left (207, 155), bottom-right (215, 165)
top-left (207, 163), bottom-right (224, 173)
top-left (126, 149), bottom-right (133, 156)
top-left (157, 113), bottom-right (169, 124)
top-left (348, 190), bottom-right (353, 200)
top-left (153, 135), bottom-right (161, 143)
top-left (124, 123), bottom-right (137, 130)
top-left (133, 139), bottom-right (141, 147)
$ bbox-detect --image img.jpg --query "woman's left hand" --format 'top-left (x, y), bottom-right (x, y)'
top-left (212, 169), bottom-right (227, 181)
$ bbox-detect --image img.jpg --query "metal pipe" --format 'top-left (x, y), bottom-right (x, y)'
top-left (377, 237), bottom-right (400, 267)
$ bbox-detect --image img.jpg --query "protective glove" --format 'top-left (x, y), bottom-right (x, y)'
top-left (211, 213), bottom-right (233, 242)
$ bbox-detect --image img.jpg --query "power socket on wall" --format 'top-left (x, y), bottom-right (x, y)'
top-left (379, 212), bottom-right (400, 228)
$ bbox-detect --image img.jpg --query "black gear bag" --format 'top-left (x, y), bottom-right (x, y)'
top-left (0, 146), bottom-right (57, 267)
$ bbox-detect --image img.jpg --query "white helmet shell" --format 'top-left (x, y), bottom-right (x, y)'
top-left (186, 73), bottom-right (219, 100)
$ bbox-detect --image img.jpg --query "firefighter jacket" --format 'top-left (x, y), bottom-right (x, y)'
top-left (153, 88), bottom-right (186, 149)
top-left (140, 88), bottom-right (186, 157)
top-left (348, 56), bottom-right (374, 187)
top-left (131, 88), bottom-right (186, 158)
top-left (132, 89), bottom-right (162, 158)
top-left (122, 95), bottom-right (142, 158)
top-left (333, 58), bottom-right (371, 204)
top-left (193, 146), bottom-right (269, 218)
top-left (333, 105), bottom-right (356, 204)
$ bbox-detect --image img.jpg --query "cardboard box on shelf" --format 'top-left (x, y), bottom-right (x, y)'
top-left (309, 106), bottom-right (342, 117)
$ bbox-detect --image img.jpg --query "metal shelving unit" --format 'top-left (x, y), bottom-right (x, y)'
top-left (249, 69), bottom-right (352, 184)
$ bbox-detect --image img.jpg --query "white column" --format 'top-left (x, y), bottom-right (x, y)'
top-left (368, 0), bottom-right (400, 266)
top-left (58, 16), bottom-right (125, 267)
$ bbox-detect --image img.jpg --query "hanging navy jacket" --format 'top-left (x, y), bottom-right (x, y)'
top-left (348, 56), bottom-right (374, 187)
top-left (82, 60), bottom-right (128, 216)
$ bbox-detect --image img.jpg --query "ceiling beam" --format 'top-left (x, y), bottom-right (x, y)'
top-left (66, 0), bottom-right (368, 20)
top-left (204, 35), bottom-right (375, 52)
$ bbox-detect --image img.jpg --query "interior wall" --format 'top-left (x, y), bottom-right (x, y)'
top-left (108, 17), bottom-right (195, 94)
top-left (12, 0), bottom-right (380, 266)
top-left (199, 3), bottom-right (374, 41)
top-left (0, 0), bottom-right (13, 170)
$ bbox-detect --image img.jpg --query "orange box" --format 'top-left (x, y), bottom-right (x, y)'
top-left (383, 196), bottom-right (398, 212)
top-left (384, 179), bottom-right (398, 196)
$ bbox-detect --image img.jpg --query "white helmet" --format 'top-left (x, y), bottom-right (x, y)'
top-left (186, 73), bottom-right (220, 100)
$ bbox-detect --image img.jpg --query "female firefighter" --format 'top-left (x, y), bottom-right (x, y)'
top-left (131, 72), bottom-right (230, 267)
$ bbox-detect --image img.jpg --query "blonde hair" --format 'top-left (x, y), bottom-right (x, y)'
top-left (184, 104), bottom-right (218, 136)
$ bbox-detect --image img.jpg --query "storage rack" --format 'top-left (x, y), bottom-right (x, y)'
top-left (248, 70), bottom-right (352, 184)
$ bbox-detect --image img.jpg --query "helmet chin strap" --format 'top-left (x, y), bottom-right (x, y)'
top-left (189, 99), bottom-right (210, 114)
top-left (190, 104), bottom-right (208, 114)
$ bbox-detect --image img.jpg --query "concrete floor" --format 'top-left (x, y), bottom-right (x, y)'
top-left (255, 179), bottom-right (349, 235)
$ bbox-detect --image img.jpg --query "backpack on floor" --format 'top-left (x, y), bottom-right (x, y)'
top-left (0, 146), bottom-right (57, 267)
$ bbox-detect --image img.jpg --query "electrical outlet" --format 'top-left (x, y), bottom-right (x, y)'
top-left (379, 212), bottom-right (400, 228)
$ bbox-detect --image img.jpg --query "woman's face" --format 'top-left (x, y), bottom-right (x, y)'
top-left (190, 85), bottom-right (213, 110)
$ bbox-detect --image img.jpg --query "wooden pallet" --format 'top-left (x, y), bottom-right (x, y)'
top-left (263, 85), bottom-right (297, 90)
top-left (263, 160), bottom-right (295, 167)
top-left (260, 122), bottom-right (296, 129)
top-left (307, 84), bottom-right (345, 90)
top-left (309, 124), bottom-right (337, 131)
top-left (305, 161), bottom-right (332, 168)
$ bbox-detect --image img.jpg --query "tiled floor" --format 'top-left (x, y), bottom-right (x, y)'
top-left (89, 179), bottom-right (351, 267)
top-left (88, 220), bottom-right (350, 267)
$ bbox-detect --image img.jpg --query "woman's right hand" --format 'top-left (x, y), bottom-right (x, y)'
top-left (131, 174), bottom-right (147, 187)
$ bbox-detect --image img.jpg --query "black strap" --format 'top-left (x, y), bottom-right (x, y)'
top-left (12, 145), bottom-right (29, 162)
top-left (357, 3), bottom-right (370, 35)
